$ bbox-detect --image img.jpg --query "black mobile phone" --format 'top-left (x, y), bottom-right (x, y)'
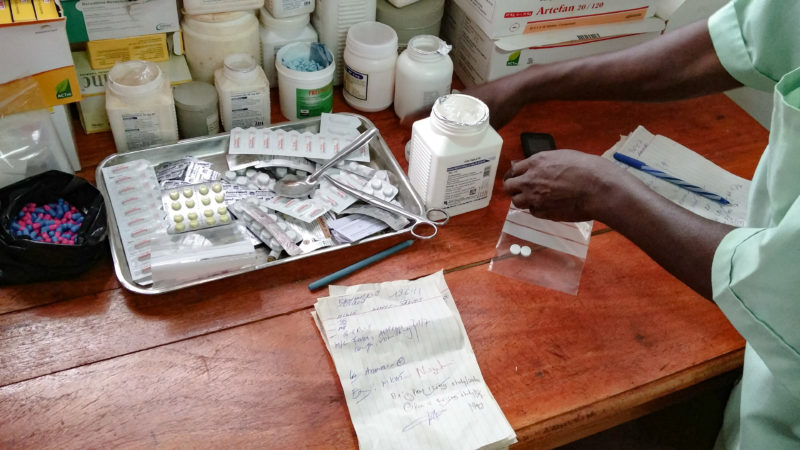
top-left (520, 132), bottom-right (556, 158)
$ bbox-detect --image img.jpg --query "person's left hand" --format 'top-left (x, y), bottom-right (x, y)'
top-left (503, 149), bottom-right (624, 222)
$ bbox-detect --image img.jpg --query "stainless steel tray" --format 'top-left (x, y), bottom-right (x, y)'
top-left (96, 114), bottom-right (425, 295)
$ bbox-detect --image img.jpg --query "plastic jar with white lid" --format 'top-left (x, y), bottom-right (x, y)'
top-left (182, 0), bottom-right (264, 15)
top-left (173, 81), bottom-right (220, 139)
top-left (343, 21), bottom-right (398, 112)
top-left (394, 35), bottom-right (452, 120)
top-left (406, 94), bottom-right (503, 216)
top-left (182, 11), bottom-right (261, 83)
top-left (259, 7), bottom-right (318, 87)
top-left (214, 53), bottom-right (271, 131)
top-left (275, 41), bottom-right (335, 120)
top-left (265, 0), bottom-right (315, 19)
top-left (106, 60), bottom-right (179, 153)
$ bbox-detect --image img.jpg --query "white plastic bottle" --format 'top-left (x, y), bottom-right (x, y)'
top-left (265, 0), bottom-right (315, 19)
top-left (406, 94), bottom-right (503, 217)
top-left (182, 11), bottom-right (262, 83)
top-left (214, 54), bottom-right (271, 131)
top-left (343, 21), bottom-right (398, 112)
top-left (105, 60), bottom-right (179, 153)
top-left (394, 34), bottom-right (453, 120)
top-left (259, 7), bottom-right (318, 88)
top-left (311, 0), bottom-right (376, 85)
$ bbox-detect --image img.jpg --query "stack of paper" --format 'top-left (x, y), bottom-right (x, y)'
top-left (313, 271), bottom-right (516, 450)
top-left (604, 126), bottom-right (751, 227)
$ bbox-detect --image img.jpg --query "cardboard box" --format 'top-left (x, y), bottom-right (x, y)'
top-left (0, 1), bottom-right (81, 116)
top-left (451, 0), bottom-right (658, 38)
top-left (86, 33), bottom-right (170, 69)
top-left (72, 50), bottom-right (192, 133)
top-left (443, 1), bottom-right (665, 86)
top-left (10, 0), bottom-right (36, 22)
top-left (61, 0), bottom-right (179, 43)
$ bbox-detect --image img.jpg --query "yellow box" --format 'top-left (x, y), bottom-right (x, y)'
top-left (0, 1), bottom-right (13, 24)
top-left (10, 0), bottom-right (36, 22)
top-left (86, 33), bottom-right (170, 70)
top-left (32, 0), bottom-right (58, 20)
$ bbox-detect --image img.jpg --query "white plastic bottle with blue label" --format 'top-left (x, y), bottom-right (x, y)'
top-left (406, 94), bottom-right (502, 216)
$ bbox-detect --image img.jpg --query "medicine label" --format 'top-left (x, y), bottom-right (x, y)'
top-left (343, 66), bottom-right (368, 101)
top-left (443, 156), bottom-right (497, 210)
top-left (296, 82), bottom-right (334, 118)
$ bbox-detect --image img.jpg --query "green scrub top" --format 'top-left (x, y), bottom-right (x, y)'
top-left (709, 1), bottom-right (800, 449)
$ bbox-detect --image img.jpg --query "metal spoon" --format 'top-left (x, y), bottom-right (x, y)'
top-left (273, 127), bottom-right (378, 198)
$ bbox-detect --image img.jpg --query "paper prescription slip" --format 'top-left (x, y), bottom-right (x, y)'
top-left (603, 126), bottom-right (750, 227)
top-left (0, 0), bottom-right (81, 116)
top-left (313, 271), bottom-right (517, 449)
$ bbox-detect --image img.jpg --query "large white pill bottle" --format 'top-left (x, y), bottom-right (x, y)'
top-left (259, 7), bottom-right (318, 88)
top-left (343, 21), bottom-right (397, 112)
top-left (406, 94), bottom-right (502, 216)
top-left (215, 53), bottom-right (270, 131)
top-left (182, 11), bottom-right (261, 83)
top-left (312, 0), bottom-right (376, 85)
top-left (106, 60), bottom-right (179, 153)
top-left (393, 34), bottom-right (452, 120)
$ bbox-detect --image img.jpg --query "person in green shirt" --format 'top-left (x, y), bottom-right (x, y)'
top-left (460, 1), bottom-right (800, 448)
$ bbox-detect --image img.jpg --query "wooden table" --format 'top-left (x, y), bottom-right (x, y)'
top-left (0, 87), bottom-right (765, 448)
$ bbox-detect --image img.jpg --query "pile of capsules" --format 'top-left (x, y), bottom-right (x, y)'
top-left (9, 199), bottom-right (84, 245)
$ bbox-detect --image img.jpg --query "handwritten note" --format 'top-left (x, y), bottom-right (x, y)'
top-left (603, 126), bottom-right (750, 227)
top-left (313, 271), bottom-right (516, 450)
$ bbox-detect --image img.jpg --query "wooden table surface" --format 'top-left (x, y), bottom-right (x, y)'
top-left (0, 86), bottom-right (766, 449)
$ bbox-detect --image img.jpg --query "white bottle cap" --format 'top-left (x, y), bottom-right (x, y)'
top-left (223, 53), bottom-right (259, 82)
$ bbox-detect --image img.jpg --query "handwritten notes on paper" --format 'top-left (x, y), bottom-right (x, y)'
top-left (313, 271), bottom-right (516, 450)
top-left (603, 126), bottom-right (751, 227)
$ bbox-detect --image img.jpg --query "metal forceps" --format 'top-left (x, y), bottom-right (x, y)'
top-left (322, 175), bottom-right (449, 239)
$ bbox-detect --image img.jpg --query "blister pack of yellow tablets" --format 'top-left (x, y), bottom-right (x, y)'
top-left (160, 181), bottom-right (231, 233)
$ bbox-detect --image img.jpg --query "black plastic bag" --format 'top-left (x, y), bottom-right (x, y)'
top-left (0, 170), bottom-right (108, 284)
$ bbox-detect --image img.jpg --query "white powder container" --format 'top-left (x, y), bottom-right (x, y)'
top-left (182, 11), bottom-right (261, 83)
top-left (311, 0), bottom-right (377, 85)
top-left (259, 7), bottom-right (318, 88)
top-left (106, 60), bottom-right (179, 153)
top-left (406, 94), bottom-right (503, 216)
top-left (343, 21), bottom-right (398, 112)
top-left (393, 34), bottom-right (453, 120)
top-left (214, 54), bottom-right (270, 131)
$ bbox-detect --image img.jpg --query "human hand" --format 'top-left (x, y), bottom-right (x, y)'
top-left (503, 150), bottom-right (625, 222)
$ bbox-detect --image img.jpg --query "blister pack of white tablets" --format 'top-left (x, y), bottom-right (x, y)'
top-left (161, 181), bottom-right (232, 234)
top-left (228, 127), bottom-right (370, 163)
top-left (230, 198), bottom-right (303, 258)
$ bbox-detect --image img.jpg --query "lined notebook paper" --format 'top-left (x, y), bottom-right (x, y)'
top-left (603, 126), bottom-right (750, 227)
top-left (313, 271), bottom-right (516, 450)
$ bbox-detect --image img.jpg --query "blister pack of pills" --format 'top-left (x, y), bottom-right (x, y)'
top-left (229, 198), bottom-right (303, 258)
top-left (228, 127), bottom-right (370, 163)
top-left (101, 159), bottom-right (168, 285)
top-left (161, 181), bottom-right (232, 234)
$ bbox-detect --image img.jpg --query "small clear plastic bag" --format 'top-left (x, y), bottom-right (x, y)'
top-left (489, 204), bottom-right (592, 295)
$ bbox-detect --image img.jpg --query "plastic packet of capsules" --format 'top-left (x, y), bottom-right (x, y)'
top-left (161, 181), bottom-right (232, 234)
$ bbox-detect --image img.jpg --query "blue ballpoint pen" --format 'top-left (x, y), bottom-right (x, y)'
top-left (613, 152), bottom-right (731, 205)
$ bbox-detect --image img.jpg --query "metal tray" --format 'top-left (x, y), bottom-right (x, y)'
top-left (96, 114), bottom-right (425, 295)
